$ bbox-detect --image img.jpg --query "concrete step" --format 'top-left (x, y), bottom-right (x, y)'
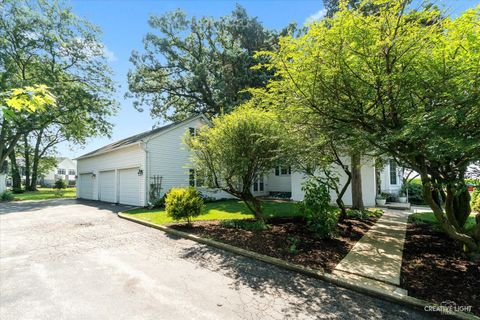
top-left (377, 202), bottom-right (411, 210)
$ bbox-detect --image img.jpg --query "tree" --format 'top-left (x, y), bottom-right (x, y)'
top-left (0, 85), bottom-right (56, 167)
top-left (186, 105), bottom-right (284, 220)
top-left (274, 113), bottom-right (354, 221)
top-left (127, 5), bottom-right (296, 121)
top-left (255, 0), bottom-right (480, 254)
top-left (0, 0), bottom-right (117, 174)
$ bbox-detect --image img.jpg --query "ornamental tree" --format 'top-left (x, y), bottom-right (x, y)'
top-left (185, 105), bottom-right (284, 220)
top-left (255, 0), bottom-right (480, 254)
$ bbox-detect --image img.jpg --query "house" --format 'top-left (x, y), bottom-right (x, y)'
top-left (0, 173), bottom-right (6, 194)
top-left (378, 159), bottom-right (404, 196)
top-left (41, 157), bottom-right (77, 187)
top-left (76, 115), bottom-right (240, 206)
top-left (76, 115), bottom-right (388, 207)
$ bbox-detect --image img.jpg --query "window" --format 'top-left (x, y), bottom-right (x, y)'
top-left (275, 166), bottom-right (291, 176)
top-left (189, 127), bottom-right (196, 136)
top-left (68, 169), bottom-right (75, 175)
top-left (389, 160), bottom-right (397, 185)
top-left (58, 168), bottom-right (66, 175)
top-left (189, 169), bottom-right (195, 187)
top-left (253, 175), bottom-right (264, 192)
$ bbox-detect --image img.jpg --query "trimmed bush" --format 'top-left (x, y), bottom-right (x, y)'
top-left (1, 191), bottom-right (14, 202)
top-left (54, 179), bottom-right (67, 190)
top-left (165, 187), bottom-right (204, 224)
top-left (12, 188), bottom-right (24, 194)
top-left (298, 180), bottom-right (338, 239)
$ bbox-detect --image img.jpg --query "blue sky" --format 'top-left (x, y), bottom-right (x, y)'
top-left (59, 0), bottom-right (479, 159)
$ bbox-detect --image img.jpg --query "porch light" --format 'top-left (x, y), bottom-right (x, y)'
top-left (92, 173), bottom-right (96, 179)
top-left (138, 169), bottom-right (143, 176)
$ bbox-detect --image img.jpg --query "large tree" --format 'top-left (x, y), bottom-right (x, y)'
top-left (255, 0), bottom-right (480, 254)
top-left (0, 0), bottom-right (117, 173)
top-left (127, 5), bottom-right (296, 121)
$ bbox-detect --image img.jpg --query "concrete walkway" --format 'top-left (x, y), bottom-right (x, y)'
top-left (333, 210), bottom-right (410, 294)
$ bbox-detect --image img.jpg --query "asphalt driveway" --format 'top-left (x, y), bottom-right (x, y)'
top-left (0, 199), bottom-right (433, 320)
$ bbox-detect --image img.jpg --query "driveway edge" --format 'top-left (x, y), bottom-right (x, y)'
top-left (118, 212), bottom-right (478, 320)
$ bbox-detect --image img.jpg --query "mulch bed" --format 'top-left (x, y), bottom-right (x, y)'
top-left (401, 223), bottom-right (480, 316)
top-left (169, 216), bottom-right (379, 272)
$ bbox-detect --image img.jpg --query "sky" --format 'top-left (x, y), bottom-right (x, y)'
top-left (58, 0), bottom-right (479, 159)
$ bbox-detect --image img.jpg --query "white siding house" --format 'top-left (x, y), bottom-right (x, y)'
top-left (379, 158), bottom-right (404, 195)
top-left (291, 157), bottom-right (377, 207)
top-left (41, 157), bottom-right (77, 187)
top-left (76, 115), bottom-right (239, 206)
top-left (76, 115), bottom-right (385, 207)
top-left (0, 173), bottom-right (6, 193)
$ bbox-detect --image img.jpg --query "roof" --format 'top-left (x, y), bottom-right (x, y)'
top-left (76, 114), bottom-right (208, 160)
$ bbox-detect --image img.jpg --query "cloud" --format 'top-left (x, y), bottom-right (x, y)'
top-left (305, 8), bottom-right (327, 25)
top-left (103, 45), bottom-right (118, 62)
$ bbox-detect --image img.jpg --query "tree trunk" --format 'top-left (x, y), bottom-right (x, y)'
top-left (421, 175), bottom-right (479, 254)
top-left (29, 129), bottom-right (44, 191)
top-left (351, 153), bottom-right (364, 210)
top-left (8, 151), bottom-right (21, 190)
top-left (337, 167), bottom-right (352, 222)
top-left (23, 135), bottom-right (32, 191)
top-left (452, 187), bottom-right (471, 229)
top-left (243, 192), bottom-right (263, 221)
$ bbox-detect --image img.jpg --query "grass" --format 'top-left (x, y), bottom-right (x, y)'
top-left (410, 211), bottom-right (477, 232)
top-left (12, 188), bottom-right (77, 201)
top-left (123, 199), bottom-right (301, 225)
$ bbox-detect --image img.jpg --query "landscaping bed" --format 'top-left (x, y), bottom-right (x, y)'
top-left (401, 222), bottom-right (480, 316)
top-left (169, 215), bottom-right (380, 272)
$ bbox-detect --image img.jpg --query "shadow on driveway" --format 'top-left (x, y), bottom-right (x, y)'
top-left (174, 240), bottom-right (432, 319)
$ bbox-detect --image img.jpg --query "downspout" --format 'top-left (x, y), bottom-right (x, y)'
top-left (139, 140), bottom-right (148, 207)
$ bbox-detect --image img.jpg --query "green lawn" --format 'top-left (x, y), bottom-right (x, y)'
top-left (410, 211), bottom-right (477, 231)
top-left (13, 188), bottom-right (77, 201)
top-left (123, 199), bottom-right (300, 225)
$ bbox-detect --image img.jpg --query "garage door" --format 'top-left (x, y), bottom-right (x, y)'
top-left (99, 170), bottom-right (116, 203)
top-left (78, 173), bottom-right (93, 199)
top-left (118, 168), bottom-right (141, 206)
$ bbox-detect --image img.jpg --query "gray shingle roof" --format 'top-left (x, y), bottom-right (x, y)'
top-left (76, 115), bottom-right (205, 160)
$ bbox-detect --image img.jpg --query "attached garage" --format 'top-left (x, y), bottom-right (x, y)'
top-left (99, 170), bottom-right (116, 203)
top-left (78, 173), bottom-right (94, 200)
top-left (75, 115), bottom-right (212, 207)
top-left (118, 168), bottom-right (141, 206)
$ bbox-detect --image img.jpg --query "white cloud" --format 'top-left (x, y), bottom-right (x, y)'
top-left (305, 8), bottom-right (327, 25)
top-left (103, 45), bottom-right (118, 62)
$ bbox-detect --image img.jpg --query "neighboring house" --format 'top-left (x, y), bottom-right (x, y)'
top-left (41, 157), bottom-right (77, 187)
top-left (76, 115), bottom-right (382, 207)
top-left (378, 158), bottom-right (404, 196)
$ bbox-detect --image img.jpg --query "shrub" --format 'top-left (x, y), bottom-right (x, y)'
top-left (1, 191), bottom-right (14, 202)
top-left (165, 187), bottom-right (204, 224)
top-left (298, 180), bottom-right (338, 239)
top-left (12, 188), bottom-right (24, 194)
top-left (402, 181), bottom-right (425, 205)
top-left (220, 219), bottom-right (268, 231)
top-left (54, 179), bottom-right (67, 189)
top-left (471, 189), bottom-right (480, 213)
